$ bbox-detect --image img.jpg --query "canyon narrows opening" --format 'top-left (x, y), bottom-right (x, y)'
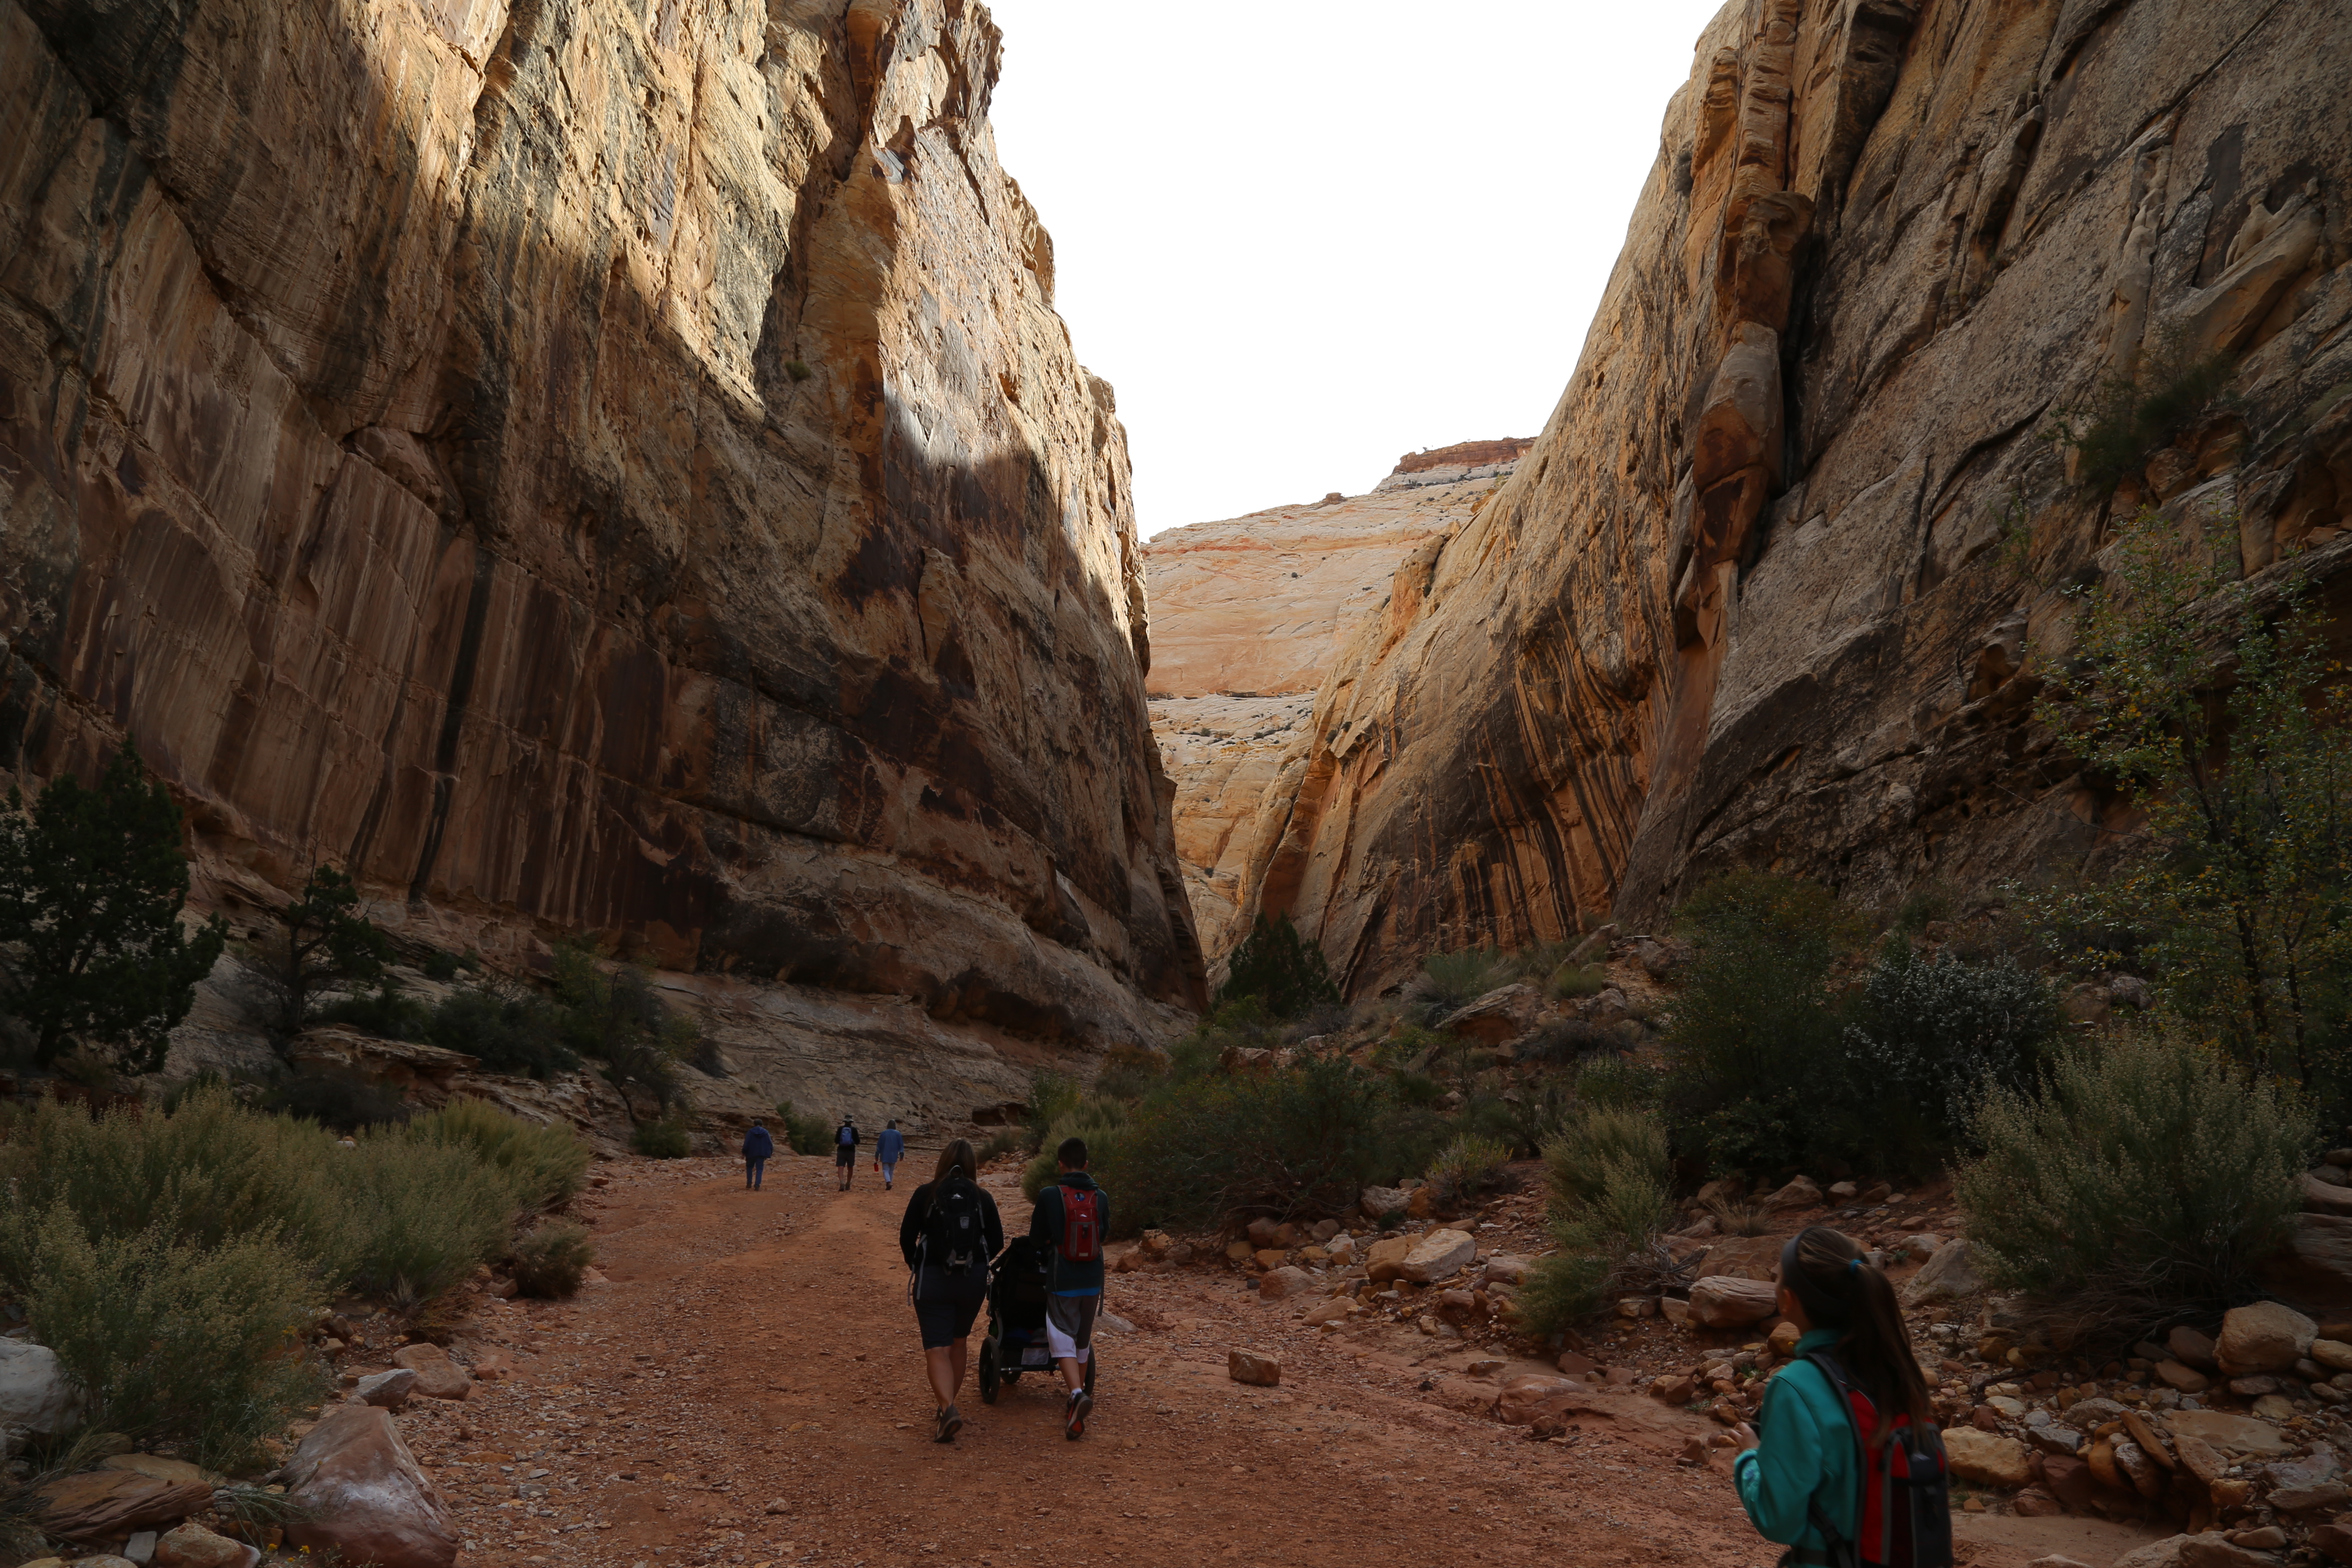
top-left (4, 1), bottom-right (2352, 1567)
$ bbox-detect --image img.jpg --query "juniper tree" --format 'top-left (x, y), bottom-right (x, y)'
top-left (0, 745), bottom-right (227, 1073)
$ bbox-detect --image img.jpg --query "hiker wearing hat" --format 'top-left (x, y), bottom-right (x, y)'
top-left (1729, 1226), bottom-right (1952, 1568)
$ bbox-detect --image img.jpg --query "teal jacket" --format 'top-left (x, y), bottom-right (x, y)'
top-left (1734, 1328), bottom-right (1861, 1560)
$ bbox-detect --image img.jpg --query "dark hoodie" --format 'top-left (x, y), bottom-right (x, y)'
top-left (1027, 1171), bottom-right (1110, 1294)
top-left (743, 1125), bottom-right (774, 1160)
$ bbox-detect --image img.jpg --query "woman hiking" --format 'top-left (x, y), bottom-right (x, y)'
top-left (898, 1138), bottom-right (1003, 1444)
top-left (1730, 1225), bottom-right (1949, 1568)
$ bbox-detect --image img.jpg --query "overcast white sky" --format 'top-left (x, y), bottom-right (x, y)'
top-left (983, 0), bottom-right (1730, 537)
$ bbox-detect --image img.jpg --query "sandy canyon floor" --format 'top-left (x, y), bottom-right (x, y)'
top-left (391, 1155), bottom-right (2169, 1568)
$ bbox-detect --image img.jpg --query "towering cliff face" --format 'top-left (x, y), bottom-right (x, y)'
top-left (1142, 441), bottom-right (1526, 964)
top-left (1225, 0), bottom-right (2352, 997)
top-left (0, 0), bottom-right (1203, 1053)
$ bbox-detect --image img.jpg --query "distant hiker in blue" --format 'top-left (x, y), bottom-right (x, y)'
top-left (876, 1120), bottom-right (906, 1190)
top-left (835, 1115), bottom-right (859, 1191)
top-left (742, 1120), bottom-right (774, 1190)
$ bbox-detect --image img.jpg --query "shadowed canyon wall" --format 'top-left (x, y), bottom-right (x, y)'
top-left (1222, 0), bottom-right (2352, 998)
top-left (1141, 441), bottom-right (1527, 967)
top-left (0, 0), bottom-right (1204, 1055)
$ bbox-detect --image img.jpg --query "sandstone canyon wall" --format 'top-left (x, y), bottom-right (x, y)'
top-left (1141, 441), bottom-right (1526, 965)
top-left (1223, 0), bottom-right (2352, 998)
top-left (0, 0), bottom-right (1204, 1086)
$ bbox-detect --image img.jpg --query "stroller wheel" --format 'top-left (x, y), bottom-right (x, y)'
top-left (979, 1340), bottom-right (1000, 1405)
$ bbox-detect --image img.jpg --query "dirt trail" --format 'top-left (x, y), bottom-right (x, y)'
top-left (397, 1155), bottom-right (2133, 1568)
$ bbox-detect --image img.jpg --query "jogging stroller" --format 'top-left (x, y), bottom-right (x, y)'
top-left (977, 1235), bottom-right (1096, 1403)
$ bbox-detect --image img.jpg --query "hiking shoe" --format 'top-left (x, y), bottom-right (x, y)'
top-left (935, 1405), bottom-right (963, 1442)
top-left (1065, 1389), bottom-right (1091, 1440)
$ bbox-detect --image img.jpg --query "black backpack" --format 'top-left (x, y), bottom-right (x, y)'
top-left (922, 1173), bottom-right (987, 1275)
top-left (1799, 1351), bottom-right (1954, 1568)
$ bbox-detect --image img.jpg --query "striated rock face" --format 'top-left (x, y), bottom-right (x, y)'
top-left (0, 0), bottom-right (1202, 1051)
top-left (1142, 441), bottom-right (1525, 965)
top-left (1223, 0), bottom-right (2352, 995)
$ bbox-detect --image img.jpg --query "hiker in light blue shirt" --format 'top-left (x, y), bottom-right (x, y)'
top-left (876, 1121), bottom-right (906, 1190)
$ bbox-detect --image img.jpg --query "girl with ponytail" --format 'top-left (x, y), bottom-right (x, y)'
top-left (1731, 1226), bottom-right (1945, 1568)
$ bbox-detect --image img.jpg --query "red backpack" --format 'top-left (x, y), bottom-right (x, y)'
top-left (1803, 1351), bottom-right (1953, 1568)
top-left (1057, 1186), bottom-right (1102, 1264)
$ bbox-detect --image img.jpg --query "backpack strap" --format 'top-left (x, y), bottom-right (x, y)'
top-left (1801, 1350), bottom-right (1871, 1568)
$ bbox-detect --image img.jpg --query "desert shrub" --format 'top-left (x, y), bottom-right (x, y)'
top-left (1022, 1098), bottom-right (1129, 1200)
top-left (1426, 1135), bottom-right (1511, 1209)
top-left (508, 1221), bottom-right (596, 1299)
top-left (1702, 1194), bottom-right (1774, 1237)
top-left (1544, 1105), bottom-right (1670, 1213)
top-left (404, 1098), bottom-right (588, 1210)
top-left (1104, 1060), bottom-right (1434, 1233)
top-left (1217, 913), bottom-right (1340, 1019)
top-left (254, 865), bottom-right (392, 1042)
top-left (1574, 1054), bottom-right (1663, 1110)
top-left (1492, 1077), bottom-right (1578, 1157)
top-left (1093, 1045), bottom-right (1168, 1103)
top-left (1517, 1017), bottom-right (1619, 1066)
top-left (312, 979), bottom-right (431, 1041)
top-left (1026, 1069), bottom-right (1083, 1148)
top-left (1846, 944), bottom-right (2061, 1141)
top-left (552, 941), bottom-right (704, 1103)
top-left (1958, 1028), bottom-right (2310, 1329)
top-left (1513, 1250), bottom-right (1614, 1338)
top-left (1549, 963), bottom-right (1608, 1000)
top-left (337, 1133), bottom-right (523, 1306)
top-left (2044, 330), bottom-right (2236, 494)
top-left (1408, 946), bottom-right (1512, 1019)
top-left (421, 949), bottom-right (462, 982)
top-left (260, 1071), bottom-right (414, 1131)
top-left (773, 1100), bottom-right (833, 1156)
top-left (23, 1212), bottom-right (322, 1471)
top-left (424, 983), bottom-right (577, 1079)
top-left (630, 1113), bottom-right (693, 1159)
top-left (1169, 997), bottom-right (1284, 1081)
top-left (1889, 881), bottom-right (1959, 937)
top-left (977, 1127), bottom-right (1027, 1163)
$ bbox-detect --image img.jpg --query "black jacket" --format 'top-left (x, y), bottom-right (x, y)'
top-left (1028, 1173), bottom-right (1109, 1293)
top-left (899, 1179), bottom-right (1004, 1271)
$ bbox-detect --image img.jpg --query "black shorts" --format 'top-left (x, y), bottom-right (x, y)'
top-left (913, 1268), bottom-right (988, 1349)
top-left (835, 1145), bottom-right (855, 1167)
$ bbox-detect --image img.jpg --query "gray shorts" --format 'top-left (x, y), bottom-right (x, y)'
top-left (1044, 1292), bottom-right (1099, 1363)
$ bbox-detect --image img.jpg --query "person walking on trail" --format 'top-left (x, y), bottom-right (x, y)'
top-left (834, 1115), bottom-right (859, 1191)
top-left (876, 1119), bottom-right (906, 1190)
top-left (742, 1119), bottom-right (774, 1191)
top-left (1027, 1136), bottom-right (1109, 1440)
top-left (1730, 1225), bottom-right (1951, 1568)
top-left (899, 1137), bottom-right (1002, 1445)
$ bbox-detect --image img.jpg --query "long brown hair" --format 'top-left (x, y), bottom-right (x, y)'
top-left (1783, 1225), bottom-right (1934, 1445)
top-left (929, 1138), bottom-right (977, 1190)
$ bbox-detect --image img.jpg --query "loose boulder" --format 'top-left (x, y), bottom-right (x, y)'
top-left (1942, 1428), bottom-right (2032, 1488)
top-left (1258, 1266), bottom-right (1313, 1301)
top-left (1397, 1229), bottom-right (1477, 1284)
top-left (1365, 1235), bottom-right (1416, 1282)
top-left (1227, 1349), bottom-right (1280, 1387)
top-left (0, 1338), bottom-right (85, 1458)
top-left (1690, 1275), bottom-right (1778, 1329)
top-left (154, 1522), bottom-right (263, 1568)
top-left (351, 1369), bottom-right (419, 1409)
top-left (2215, 1300), bottom-right (2316, 1375)
top-left (1357, 1186), bottom-right (1410, 1220)
top-left (2164, 1411), bottom-right (2290, 1457)
top-left (1764, 1175), bottom-right (1822, 1211)
top-left (390, 1342), bottom-right (472, 1401)
top-left (282, 1403), bottom-right (459, 1568)
top-left (1901, 1239), bottom-right (1984, 1307)
top-left (1435, 984), bottom-right (1541, 1044)
top-left (34, 1470), bottom-right (213, 1544)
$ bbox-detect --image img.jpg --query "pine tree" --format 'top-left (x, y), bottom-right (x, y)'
top-left (1216, 913), bottom-right (1340, 1020)
top-left (261, 864), bottom-right (392, 1040)
top-left (0, 745), bottom-right (227, 1072)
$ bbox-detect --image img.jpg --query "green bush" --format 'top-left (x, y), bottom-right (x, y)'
top-left (508, 1221), bottom-right (595, 1299)
top-left (1168, 997), bottom-right (1280, 1080)
top-left (405, 1098), bottom-right (588, 1210)
top-left (1846, 943), bottom-right (2061, 1140)
top-left (552, 940), bottom-right (702, 1103)
top-left (336, 1133), bottom-right (523, 1307)
top-left (774, 1100), bottom-right (833, 1156)
top-left (630, 1114), bottom-right (692, 1158)
top-left (1021, 1098), bottom-right (1128, 1200)
top-left (1574, 1054), bottom-right (1663, 1110)
top-left (2044, 329), bottom-right (2236, 494)
top-left (23, 1213), bottom-right (322, 1472)
top-left (1549, 963), bottom-right (1608, 1000)
top-left (977, 1127), bottom-right (1026, 1163)
top-left (1026, 1069), bottom-right (1083, 1149)
top-left (314, 980), bottom-right (429, 1040)
top-left (1103, 1060), bottom-right (1439, 1234)
top-left (1093, 1044), bottom-right (1169, 1103)
top-left (1408, 946), bottom-right (1512, 1019)
top-left (1544, 1105), bottom-right (1669, 1212)
top-left (1426, 1135), bottom-right (1511, 1208)
top-left (260, 1071), bottom-right (414, 1131)
top-left (1958, 1028), bottom-right (2310, 1326)
top-left (424, 983), bottom-right (577, 1079)
top-left (422, 949), bottom-right (462, 982)
top-left (1216, 913), bottom-right (1341, 1019)
top-left (1513, 1250), bottom-right (1613, 1338)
